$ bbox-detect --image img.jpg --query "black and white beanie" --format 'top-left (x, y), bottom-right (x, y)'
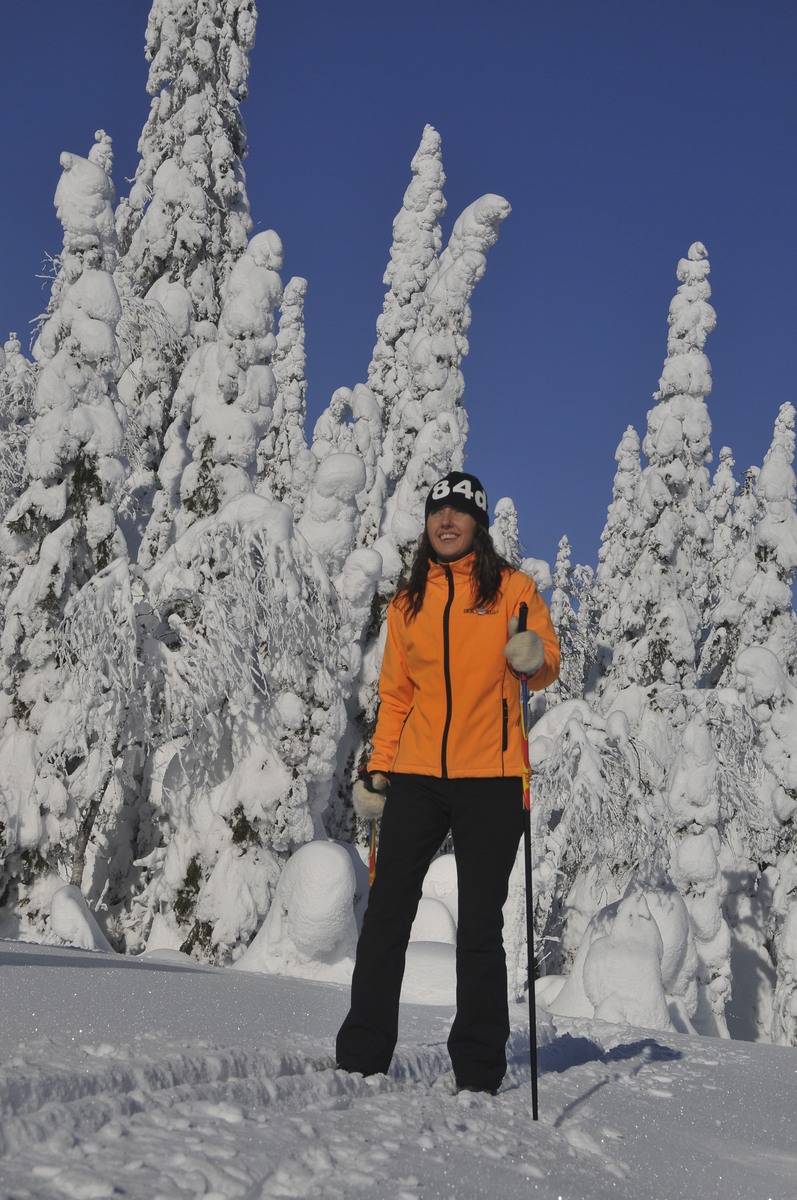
top-left (424, 472), bottom-right (490, 530)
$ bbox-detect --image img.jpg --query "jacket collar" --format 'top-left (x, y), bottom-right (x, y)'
top-left (427, 551), bottom-right (476, 582)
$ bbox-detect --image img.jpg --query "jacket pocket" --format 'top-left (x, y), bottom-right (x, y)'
top-left (396, 706), bottom-right (414, 756)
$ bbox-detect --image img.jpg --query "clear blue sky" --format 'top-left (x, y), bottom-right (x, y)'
top-left (1, 1), bottom-right (795, 574)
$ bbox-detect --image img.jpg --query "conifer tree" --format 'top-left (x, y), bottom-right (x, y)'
top-left (139, 229), bottom-right (282, 561)
top-left (0, 136), bottom-right (132, 924)
top-left (531, 245), bottom-right (737, 1034)
top-left (489, 497), bottom-right (522, 567)
top-left (113, 1), bottom-right (259, 560)
top-left (115, 0), bottom-right (256, 319)
top-left (589, 425), bottom-right (643, 697)
top-left (0, 333), bottom-right (33, 524)
top-left (377, 190), bottom-right (511, 560)
top-left (354, 127), bottom-right (510, 575)
top-left (260, 276), bottom-right (317, 515)
top-left (703, 404), bottom-right (797, 687)
top-left (548, 536), bottom-right (580, 700)
top-left (592, 244), bottom-right (715, 709)
top-left (367, 125), bottom-right (446, 431)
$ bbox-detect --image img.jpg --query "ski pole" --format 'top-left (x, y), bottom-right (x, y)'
top-left (516, 601), bottom-right (539, 1121)
top-left (369, 819), bottom-right (377, 888)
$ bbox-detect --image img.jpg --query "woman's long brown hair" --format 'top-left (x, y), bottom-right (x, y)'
top-left (395, 524), bottom-right (514, 620)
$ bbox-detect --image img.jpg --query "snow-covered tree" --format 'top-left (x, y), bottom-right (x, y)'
top-left (589, 425), bottom-right (643, 690)
top-left (548, 537), bottom-right (577, 697)
top-left (375, 188), bottom-right (511, 564)
top-left (112, 2), bottom-right (259, 556)
top-left (489, 497), bottom-right (522, 567)
top-left (531, 245), bottom-right (741, 1034)
top-left (115, 0), bottom-right (255, 319)
top-left (259, 275), bottom-right (317, 514)
top-left (0, 333), bottom-right (33, 525)
top-left (0, 137), bottom-right (131, 925)
top-left (367, 124), bottom-right (446, 430)
top-left (702, 404), bottom-right (797, 688)
top-left (589, 244), bottom-right (716, 710)
top-left (121, 475), bottom-right (380, 961)
top-left (138, 229), bottom-right (281, 563)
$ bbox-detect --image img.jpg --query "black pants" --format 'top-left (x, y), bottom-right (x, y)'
top-left (336, 774), bottom-right (524, 1092)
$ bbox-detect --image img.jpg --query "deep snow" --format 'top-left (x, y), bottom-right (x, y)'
top-left (1, 940), bottom-right (797, 1199)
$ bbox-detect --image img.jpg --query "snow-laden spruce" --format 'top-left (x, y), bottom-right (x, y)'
top-left (112, 1), bottom-right (259, 557)
top-left (527, 246), bottom-right (797, 1044)
top-left (0, 333), bottom-right (33, 526)
top-left (526, 245), bottom-right (734, 1035)
top-left (115, 0), bottom-right (255, 319)
top-left (374, 182), bottom-right (511, 565)
top-left (489, 497), bottom-right (522, 567)
top-left (138, 229), bottom-right (281, 565)
top-left (0, 134), bottom-right (133, 926)
top-left (261, 275), bottom-right (317, 515)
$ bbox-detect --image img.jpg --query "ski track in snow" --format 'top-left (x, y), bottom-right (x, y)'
top-left (2, 944), bottom-right (797, 1198)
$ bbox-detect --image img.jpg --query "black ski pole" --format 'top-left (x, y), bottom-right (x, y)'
top-left (516, 601), bottom-right (539, 1121)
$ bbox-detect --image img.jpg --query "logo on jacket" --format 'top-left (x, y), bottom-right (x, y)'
top-left (464, 606), bottom-right (497, 615)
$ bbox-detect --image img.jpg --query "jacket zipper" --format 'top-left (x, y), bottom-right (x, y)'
top-left (440, 565), bottom-right (455, 777)
top-left (502, 698), bottom-right (508, 753)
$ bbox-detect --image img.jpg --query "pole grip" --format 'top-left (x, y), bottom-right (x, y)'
top-left (517, 601), bottom-right (528, 634)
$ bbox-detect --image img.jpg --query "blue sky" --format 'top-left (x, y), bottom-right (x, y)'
top-left (1, 1), bottom-right (795, 574)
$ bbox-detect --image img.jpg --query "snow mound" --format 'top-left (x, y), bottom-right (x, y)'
top-left (233, 841), bottom-right (357, 982)
top-left (546, 885), bottom-right (696, 1034)
top-left (421, 853), bottom-right (458, 924)
top-left (583, 892), bottom-right (673, 1031)
top-left (401, 942), bottom-right (456, 1005)
top-left (50, 885), bottom-right (114, 953)
top-left (410, 897), bottom-right (456, 944)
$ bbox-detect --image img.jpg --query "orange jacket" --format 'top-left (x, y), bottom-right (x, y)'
top-left (368, 555), bottom-right (560, 779)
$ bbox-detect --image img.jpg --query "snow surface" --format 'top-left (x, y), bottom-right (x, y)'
top-left (1, 939), bottom-right (797, 1199)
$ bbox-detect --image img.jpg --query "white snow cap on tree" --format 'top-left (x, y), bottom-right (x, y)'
top-left (5, 136), bottom-right (127, 581)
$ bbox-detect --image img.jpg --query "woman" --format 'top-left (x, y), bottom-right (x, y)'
top-left (336, 471), bottom-right (560, 1094)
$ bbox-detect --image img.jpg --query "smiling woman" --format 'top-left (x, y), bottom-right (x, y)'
top-left (338, 470), bottom-right (560, 1094)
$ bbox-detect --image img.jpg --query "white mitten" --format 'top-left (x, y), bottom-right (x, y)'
top-left (352, 773), bottom-right (389, 820)
top-left (504, 617), bottom-right (545, 676)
